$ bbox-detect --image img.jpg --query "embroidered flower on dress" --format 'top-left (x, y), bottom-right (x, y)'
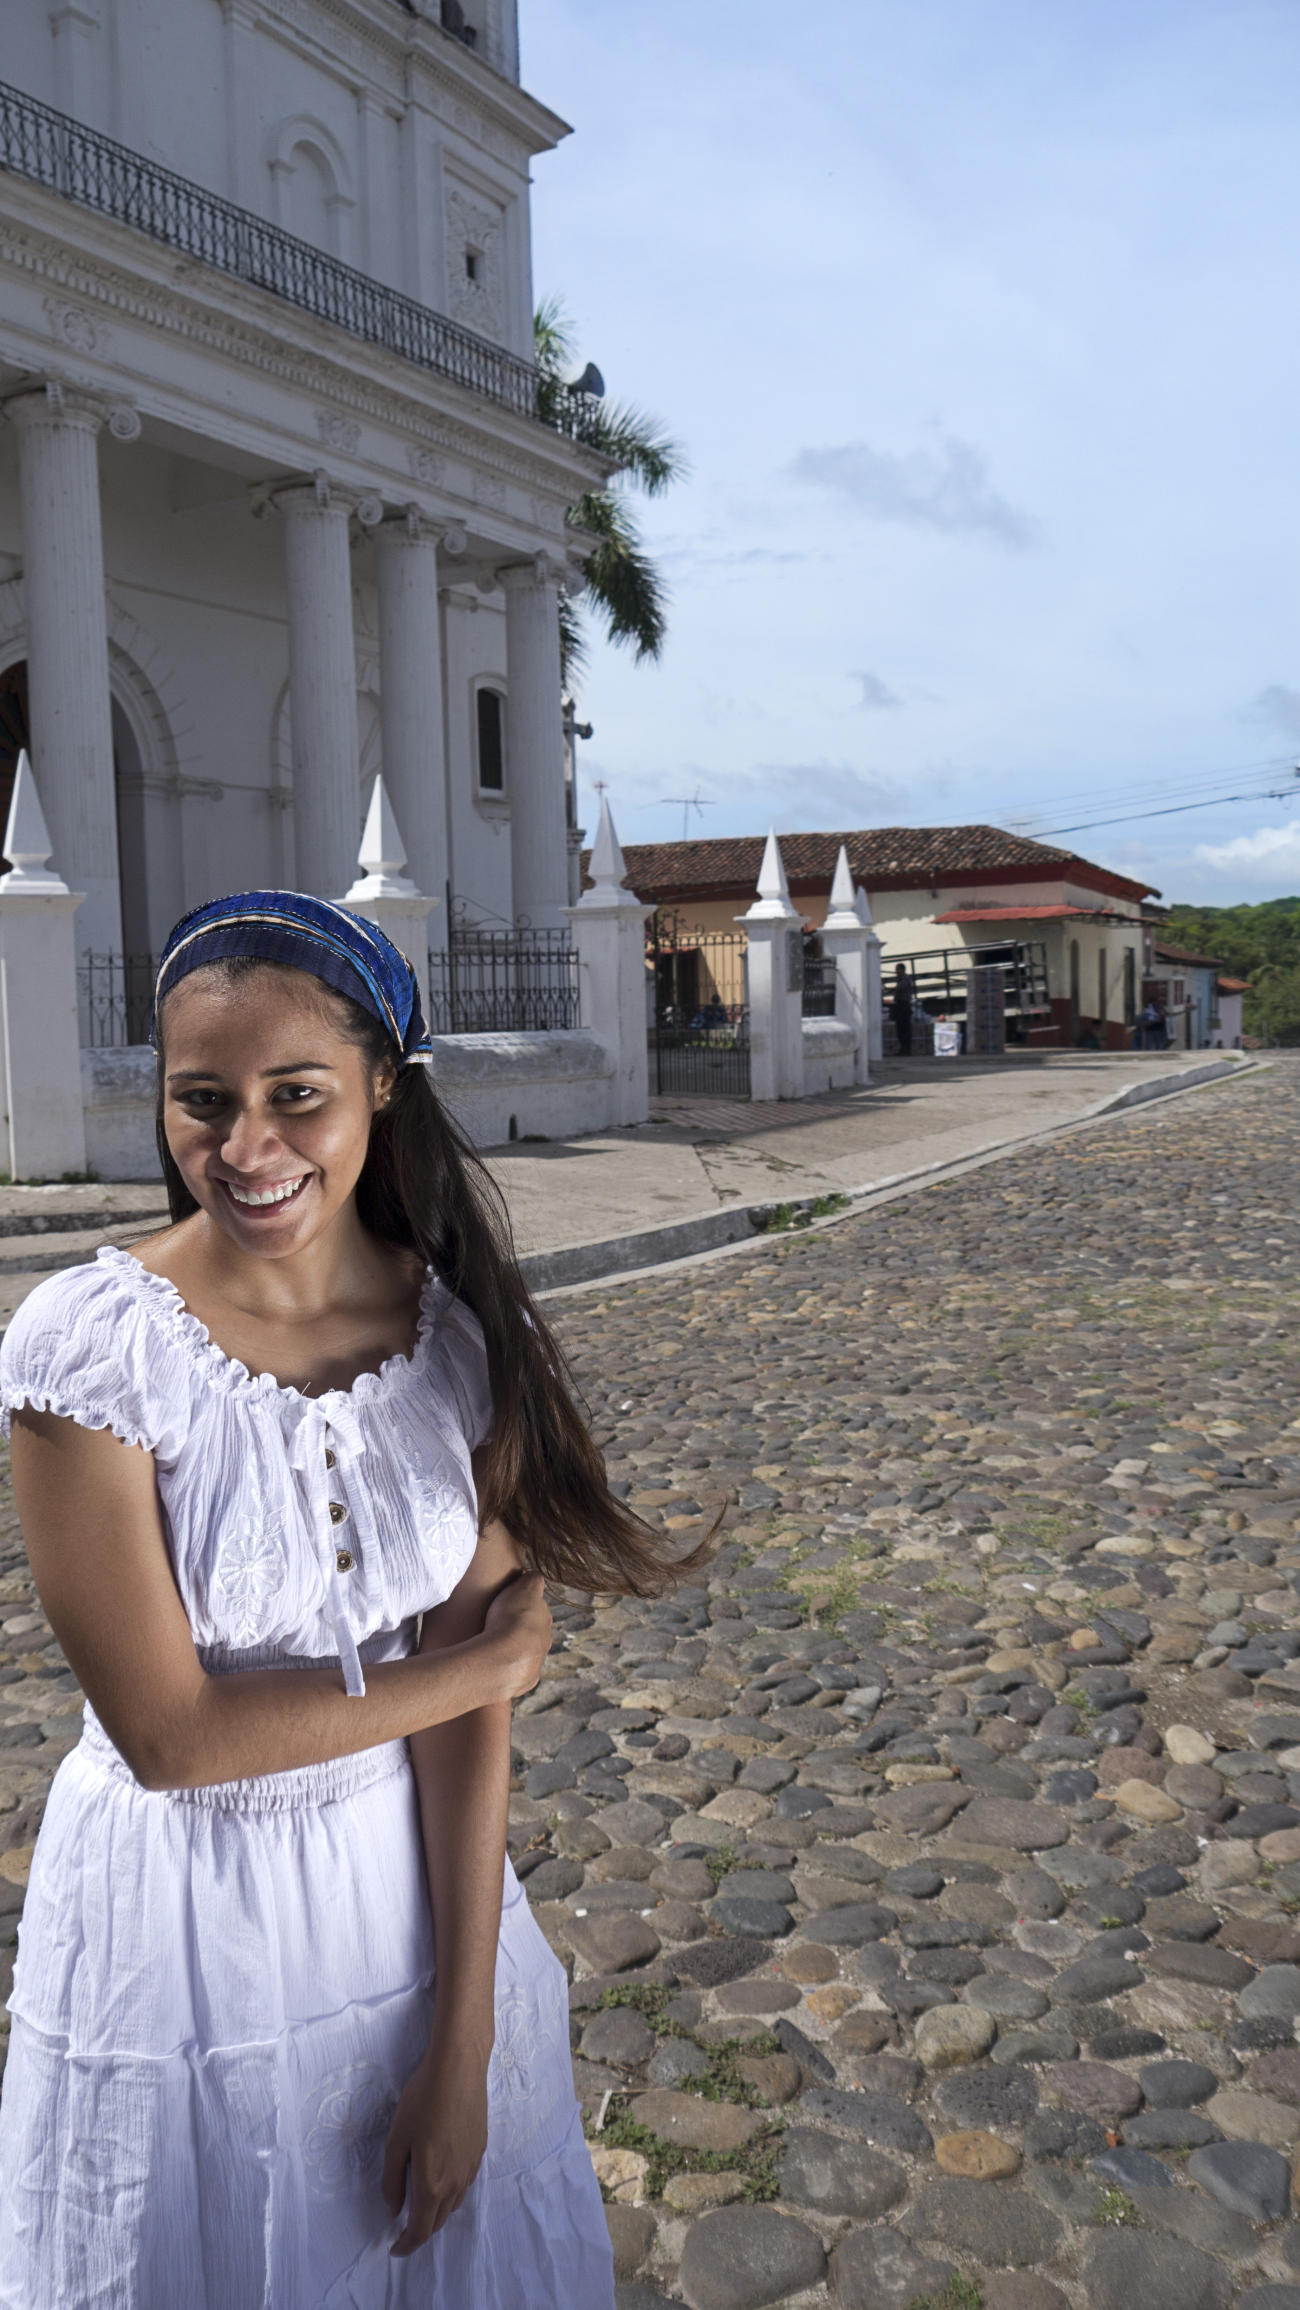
top-left (490, 1983), bottom-right (562, 2108)
top-left (211, 1514), bottom-right (288, 1646)
top-left (301, 2064), bottom-right (396, 2195)
top-left (411, 1473), bottom-right (473, 1559)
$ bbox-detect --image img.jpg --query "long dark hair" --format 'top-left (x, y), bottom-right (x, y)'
top-left (155, 959), bottom-right (706, 1596)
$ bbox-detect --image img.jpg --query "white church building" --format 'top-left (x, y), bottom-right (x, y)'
top-left (0, 0), bottom-right (607, 1022)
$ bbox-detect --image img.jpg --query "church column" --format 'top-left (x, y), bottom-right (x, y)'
top-left (275, 477), bottom-right (361, 898)
top-left (6, 384), bottom-right (122, 958)
top-left (375, 509), bottom-right (457, 910)
top-left (499, 557), bottom-right (567, 931)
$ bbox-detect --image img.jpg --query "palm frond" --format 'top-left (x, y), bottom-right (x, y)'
top-left (558, 590), bottom-right (588, 687)
top-left (568, 490), bottom-right (668, 662)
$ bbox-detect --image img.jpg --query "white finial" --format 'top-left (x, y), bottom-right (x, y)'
top-left (577, 794), bottom-right (642, 911)
top-left (824, 844), bottom-right (858, 927)
top-left (854, 882), bottom-right (875, 928)
top-left (745, 827), bottom-right (800, 921)
top-left (343, 776), bottom-right (421, 901)
top-left (0, 751), bottom-right (70, 895)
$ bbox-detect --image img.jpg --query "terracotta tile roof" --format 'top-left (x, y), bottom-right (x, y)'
top-left (584, 825), bottom-right (1156, 905)
top-left (1217, 976), bottom-right (1251, 994)
top-left (1154, 939), bottom-right (1226, 970)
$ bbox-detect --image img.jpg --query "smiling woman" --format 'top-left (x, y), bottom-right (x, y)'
top-left (0, 891), bottom-right (687, 2309)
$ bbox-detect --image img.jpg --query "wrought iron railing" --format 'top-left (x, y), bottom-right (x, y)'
top-left (428, 932), bottom-right (580, 1034)
top-left (0, 80), bottom-right (600, 442)
top-left (79, 951), bottom-right (157, 1047)
top-left (801, 955), bottom-right (837, 1017)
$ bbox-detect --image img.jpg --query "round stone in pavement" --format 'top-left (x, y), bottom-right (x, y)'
top-left (523, 1857), bottom-right (585, 1902)
top-left (797, 2086), bottom-right (933, 2155)
top-left (886, 1864), bottom-right (945, 1899)
top-left (1092, 2146), bottom-right (1173, 2190)
top-left (915, 2005), bottom-right (997, 2069)
top-left (1049, 2061), bottom-right (1143, 2120)
top-left (777, 1784), bottom-right (830, 1818)
top-left (901, 2178), bottom-right (1063, 2266)
top-left (710, 1897), bottom-right (793, 1939)
top-left (933, 2064), bottom-right (1039, 2129)
top-left (1235, 2291), bottom-right (1300, 2310)
top-left (801, 1902), bottom-right (896, 1946)
top-left (580, 2009), bottom-right (656, 2066)
top-left (981, 2280), bottom-right (1070, 2310)
top-left (828, 2230), bottom-right (955, 2310)
top-left (1252, 2047), bottom-right (1300, 2103)
top-left (1080, 2229), bottom-right (1232, 2310)
top-left (677, 2204), bottom-right (826, 2310)
top-left (1090, 2028), bottom-right (1167, 2062)
top-left (1024, 2111), bottom-right (1107, 2162)
top-left (962, 1975), bottom-right (1050, 2021)
top-left (673, 1936), bottom-right (771, 1988)
top-left (935, 2129), bottom-right (1021, 2178)
top-left (615, 2288), bottom-right (677, 2310)
top-left (1187, 2139), bottom-right (1292, 2221)
top-left (1139, 2058), bottom-right (1218, 2107)
top-left (647, 2039), bottom-right (711, 2086)
top-left (566, 1914), bottom-right (662, 1972)
top-left (715, 1870), bottom-right (795, 1907)
top-left (1239, 1964), bottom-right (1300, 2020)
top-left (777, 2128), bottom-right (909, 2217)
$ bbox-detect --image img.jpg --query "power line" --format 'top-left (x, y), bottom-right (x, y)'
top-left (1038, 779), bottom-right (1300, 839)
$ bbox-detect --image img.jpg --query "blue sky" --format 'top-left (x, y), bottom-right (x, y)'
top-left (524, 0), bottom-right (1300, 904)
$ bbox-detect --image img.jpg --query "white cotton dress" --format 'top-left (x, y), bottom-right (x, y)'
top-left (0, 1246), bottom-right (614, 2310)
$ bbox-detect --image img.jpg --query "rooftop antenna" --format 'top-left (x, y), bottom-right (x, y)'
top-left (660, 786), bottom-right (715, 842)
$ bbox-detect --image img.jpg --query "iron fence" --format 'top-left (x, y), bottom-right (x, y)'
top-left (79, 951), bottom-right (156, 1047)
top-left (0, 80), bottom-right (602, 443)
top-left (647, 912), bottom-right (751, 1096)
top-left (884, 938), bottom-right (1051, 1026)
top-left (428, 933), bottom-right (580, 1034)
top-left (801, 954), bottom-right (837, 1017)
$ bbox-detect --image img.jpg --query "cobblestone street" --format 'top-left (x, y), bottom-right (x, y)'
top-left (0, 1064), bottom-right (1299, 2309)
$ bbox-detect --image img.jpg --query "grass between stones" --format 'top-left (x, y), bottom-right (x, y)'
top-left (586, 1985), bottom-right (788, 2201)
top-left (586, 2101), bottom-right (785, 2202)
top-left (1095, 2187), bottom-right (1140, 2226)
top-left (913, 2282), bottom-right (984, 2310)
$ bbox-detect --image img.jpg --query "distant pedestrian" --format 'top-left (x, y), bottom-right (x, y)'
top-left (891, 965), bottom-right (914, 1057)
top-left (1135, 999), bottom-right (1166, 1051)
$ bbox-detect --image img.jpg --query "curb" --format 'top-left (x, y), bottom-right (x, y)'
top-left (520, 1053), bottom-right (1260, 1298)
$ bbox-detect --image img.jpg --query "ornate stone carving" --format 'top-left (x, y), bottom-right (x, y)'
top-left (445, 184), bottom-right (503, 342)
top-left (473, 468), bottom-right (506, 512)
top-left (315, 407), bottom-right (361, 454)
top-left (42, 296), bottom-right (106, 354)
top-left (406, 444), bottom-right (444, 486)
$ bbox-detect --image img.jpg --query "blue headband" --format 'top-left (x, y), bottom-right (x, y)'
top-left (152, 891), bottom-right (434, 1064)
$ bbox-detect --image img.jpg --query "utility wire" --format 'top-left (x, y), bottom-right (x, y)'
top-left (1038, 781), bottom-right (1300, 839)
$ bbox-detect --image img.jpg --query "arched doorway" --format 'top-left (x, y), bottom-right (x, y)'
top-left (0, 661), bottom-right (30, 848)
top-left (1069, 939), bottom-right (1080, 1043)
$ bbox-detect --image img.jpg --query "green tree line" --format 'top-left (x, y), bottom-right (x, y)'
top-left (1163, 896), bottom-right (1300, 1045)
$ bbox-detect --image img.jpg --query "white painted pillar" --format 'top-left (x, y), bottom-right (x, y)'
top-left (6, 385), bottom-right (123, 961)
top-left (0, 754), bottom-right (87, 1180)
top-left (565, 796), bottom-right (651, 1127)
top-left (740, 829), bottom-right (805, 1102)
top-left (375, 509), bottom-right (460, 911)
top-left (859, 884), bottom-right (884, 1064)
top-left (276, 476), bottom-right (361, 900)
top-left (500, 557), bottom-right (568, 931)
top-left (818, 842), bottom-right (870, 1086)
top-left (340, 774), bottom-right (435, 1022)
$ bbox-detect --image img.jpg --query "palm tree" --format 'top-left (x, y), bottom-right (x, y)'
top-left (534, 297), bottom-right (686, 680)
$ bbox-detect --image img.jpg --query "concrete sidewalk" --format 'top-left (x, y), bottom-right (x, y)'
top-left (490, 1048), bottom-right (1253, 1286)
top-left (0, 1048), bottom-right (1256, 1320)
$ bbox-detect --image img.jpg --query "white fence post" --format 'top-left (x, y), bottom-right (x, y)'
top-left (0, 752), bottom-right (88, 1180)
top-left (740, 829), bottom-right (804, 1101)
top-left (565, 796), bottom-right (651, 1127)
top-left (859, 883), bottom-right (884, 1064)
top-left (340, 776), bottom-right (436, 1020)
top-left (818, 843), bottom-right (871, 1085)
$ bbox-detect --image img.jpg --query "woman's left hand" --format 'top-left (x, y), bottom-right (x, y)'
top-left (382, 2032), bottom-right (490, 2256)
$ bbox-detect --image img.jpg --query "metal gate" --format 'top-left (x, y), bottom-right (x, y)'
top-left (647, 912), bottom-right (750, 1096)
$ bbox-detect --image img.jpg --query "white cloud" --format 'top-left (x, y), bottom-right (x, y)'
top-left (789, 436), bottom-right (1036, 548)
top-left (1194, 818), bottom-right (1300, 881)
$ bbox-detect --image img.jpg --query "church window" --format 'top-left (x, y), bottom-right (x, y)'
top-left (476, 688), bottom-right (505, 792)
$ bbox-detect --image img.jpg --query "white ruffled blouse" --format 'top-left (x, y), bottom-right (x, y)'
top-left (0, 1246), bottom-right (492, 1694)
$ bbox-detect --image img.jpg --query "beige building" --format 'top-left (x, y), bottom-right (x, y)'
top-left (606, 825), bottom-right (1158, 1048)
